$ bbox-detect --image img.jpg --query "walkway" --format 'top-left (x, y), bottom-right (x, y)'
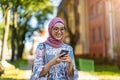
top-left (24, 54), bottom-right (34, 80)
top-left (78, 71), bottom-right (99, 80)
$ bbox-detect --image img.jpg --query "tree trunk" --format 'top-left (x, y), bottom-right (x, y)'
top-left (17, 44), bottom-right (24, 60)
top-left (16, 26), bottom-right (26, 60)
top-left (62, 7), bottom-right (80, 52)
top-left (11, 27), bottom-right (16, 61)
top-left (16, 16), bottom-right (31, 59)
top-left (1, 9), bottom-right (10, 60)
top-left (11, 7), bottom-right (18, 61)
top-left (70, 32), bottom-right (80, 51)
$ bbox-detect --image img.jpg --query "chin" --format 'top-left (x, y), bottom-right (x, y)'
top-left (56, 37), bottom-right (63, 40)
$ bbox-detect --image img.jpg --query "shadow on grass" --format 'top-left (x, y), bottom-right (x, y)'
top-left (94, 64), bottom-right (120, 75)
top-left (8, 59), bottom-right (28, 70)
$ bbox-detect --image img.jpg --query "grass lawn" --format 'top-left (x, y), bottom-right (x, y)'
top-left (75, 58), bottom-right (120, 75)
top-left (0, 59), bottom-right (28, 80)
top-left (9, 59), bottom-right (28, 70)
top-left (91, 64), bottom-right (120, 75)
top-left (75, 58), bottom-right (120, 79)
top-left (90, 64), bottom-right (120, 80)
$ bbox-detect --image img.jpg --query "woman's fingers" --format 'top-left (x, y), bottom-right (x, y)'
top-left (59, 53), bottom-right (67, 57)
top-left (60, 55), bottom-right (72, 63)
top-left (56, 58), bottom-right (62, 63)
top-left (51, 55), bottom-right (62, 65)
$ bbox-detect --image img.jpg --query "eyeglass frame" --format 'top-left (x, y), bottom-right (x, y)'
top-left (52, 27), bottom-right (66, 33)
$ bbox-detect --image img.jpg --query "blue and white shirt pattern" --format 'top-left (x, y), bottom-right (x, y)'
top-left (31, 43), bottom-right (78, 80)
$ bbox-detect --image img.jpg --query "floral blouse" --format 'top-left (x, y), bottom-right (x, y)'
top-left (30, 43), bottom-right (78, 80)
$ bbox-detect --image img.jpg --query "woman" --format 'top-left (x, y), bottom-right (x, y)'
top-left (30, 17), bottom-right (78, 80)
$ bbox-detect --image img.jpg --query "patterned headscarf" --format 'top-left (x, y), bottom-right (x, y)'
top-left (45, 17), bottom-right (65, 48)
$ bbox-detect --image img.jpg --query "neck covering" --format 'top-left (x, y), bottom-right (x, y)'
top-left (45, 17), bottom-right (65, 48)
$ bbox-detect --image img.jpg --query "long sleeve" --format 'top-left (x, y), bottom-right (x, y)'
top-left (30, 43), bottom-right (47, 80)
top-left (68, 46), bottom-right (78, 80)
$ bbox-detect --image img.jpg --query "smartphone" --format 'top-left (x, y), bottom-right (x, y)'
top-left (60, 50), bottom-right (69, 57)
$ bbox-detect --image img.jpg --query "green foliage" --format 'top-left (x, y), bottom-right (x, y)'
top-left (15, 0), bottom-right (54, 38)
top-left (0, 0), bottom-right (54, 60)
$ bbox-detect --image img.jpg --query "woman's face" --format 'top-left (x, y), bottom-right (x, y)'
top-left (51, 22), bottom-right (65, 41)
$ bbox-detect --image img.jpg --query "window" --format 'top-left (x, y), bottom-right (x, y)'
top-left (98, 27), bottom-right (102, 41)
top-left (92, 29), bottom-right (96, 43)
top-left (90, 5), bottom-right (97, 19)
top-left (97, 0), bottom-right (103, 15)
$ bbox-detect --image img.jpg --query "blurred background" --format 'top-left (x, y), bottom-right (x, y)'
top-left (0, 0), bottom-right (120, 80)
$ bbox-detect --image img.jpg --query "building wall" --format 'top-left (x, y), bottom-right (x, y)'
top-left (57, 0), bottom-right (120, 59)
top-left (103, 0), bottom-right (120, 59)
top-left (112, 0), bottom-right (120, 45)
top-left (87, 0), bottom-right (107, 57)
top-left (77, 0), bottom-right (89, 54)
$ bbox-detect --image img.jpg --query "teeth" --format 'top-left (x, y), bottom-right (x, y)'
top-left (57, 34), bottom-right (61, 37)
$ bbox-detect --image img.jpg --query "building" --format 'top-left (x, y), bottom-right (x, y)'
top-left (87, 0), bottom-right (108, 58)
top-left (57, 0), bottom-right (120, 59)
top-left (109, 0), bottom-right (120, 58)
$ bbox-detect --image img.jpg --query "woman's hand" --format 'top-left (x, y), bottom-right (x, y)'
top-left (50, 53), bottom-right (72, 65)
top-left (50, 54), bottom-right (63, 65)
top-left (48, 54), bottom-right (74, 77)
top-left (40, 54), bottom-right (63, 77)
top-left (60, 54), bottom-right (72, 63)
top-left (60, 54), bottom-right (74, 76)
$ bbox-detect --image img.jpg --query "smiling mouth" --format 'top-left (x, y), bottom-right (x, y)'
top-left (56, 34), bottom-right (62, 38)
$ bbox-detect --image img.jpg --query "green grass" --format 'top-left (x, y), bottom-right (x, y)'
top-left (9, 59), bottom-right (28, 70)
top-left (0, 59), bottom-right (28, 80)
top-left (91, 64), bottom-right (120, 76)
top-left (75, 58), bottom-right (120, 76)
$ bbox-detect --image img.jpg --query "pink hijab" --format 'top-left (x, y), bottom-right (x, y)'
top-left (45, 17), bottom-right (65, 48)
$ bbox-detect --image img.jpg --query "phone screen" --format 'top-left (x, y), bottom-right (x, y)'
top-left (60, 50), bottom-right (68, 57)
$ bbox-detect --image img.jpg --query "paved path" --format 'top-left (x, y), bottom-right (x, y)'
top-left (78, 71), bottom-right (99, 80)
top-left (24, 54), bottom-right (99, 80)
top-left (24, 54), bottom-right (34, 80)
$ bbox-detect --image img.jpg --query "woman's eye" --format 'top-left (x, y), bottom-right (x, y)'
top-left (61, 28), bottom-right (64, 30)
top-left (61, 28), bottom-right (65, 31)
top-left (55, 28), bottom-right (58, 30)
top-left (53, 28), bottom-right (58, 32)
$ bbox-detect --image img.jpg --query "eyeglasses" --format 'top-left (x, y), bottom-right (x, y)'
top-left (52, 27), bottom-right (65, 33)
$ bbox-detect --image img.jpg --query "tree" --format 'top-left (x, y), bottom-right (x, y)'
top-left (59, 1), bottom-right (80, 51)
top-left (0, 0), bottom-right (54, 61)
top-left (0, 0), bottom-right (12, 60)
top-left (10, 0), bottom-right (54, 60)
